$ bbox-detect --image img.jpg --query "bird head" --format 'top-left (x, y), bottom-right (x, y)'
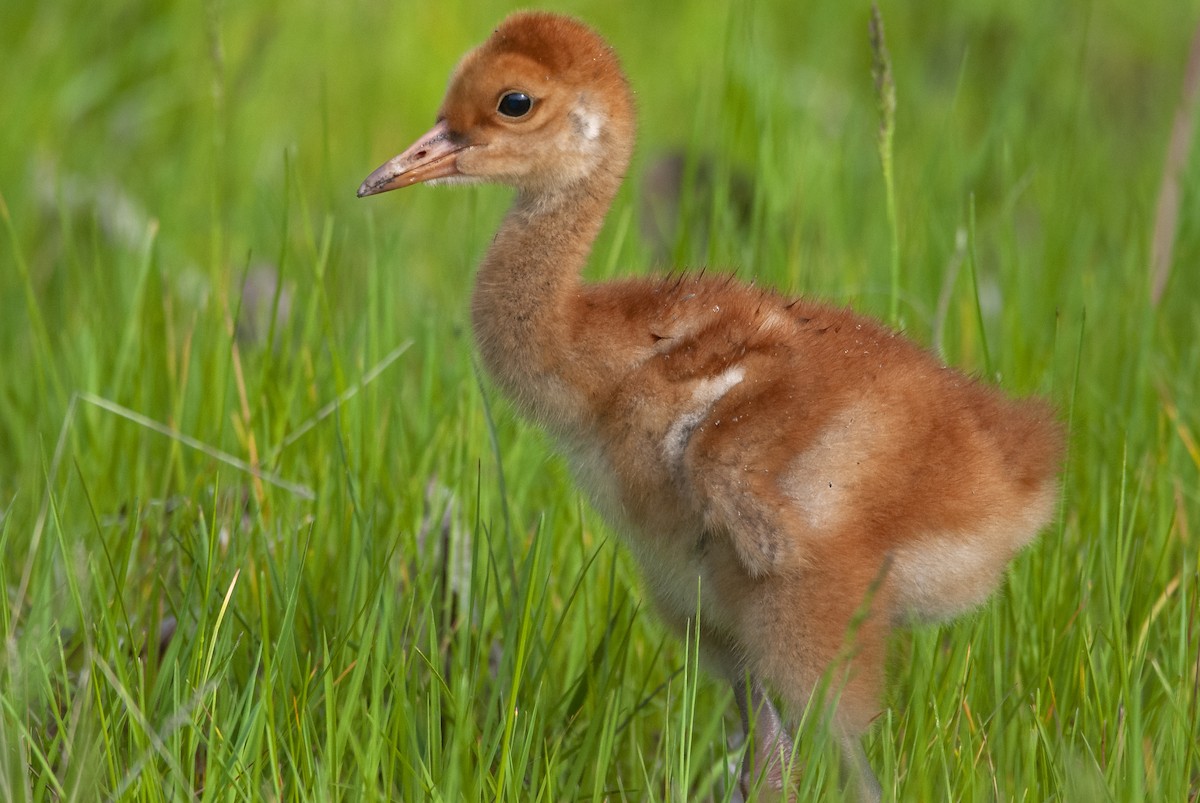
top-left (358, 12), bottom-right (635, 199)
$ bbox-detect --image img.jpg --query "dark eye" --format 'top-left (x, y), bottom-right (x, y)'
top-left (497, 91), bottom-right (533, 118)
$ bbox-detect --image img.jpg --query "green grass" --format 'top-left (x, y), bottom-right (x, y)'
top-left (2, 0), bottom-right (1199, 799)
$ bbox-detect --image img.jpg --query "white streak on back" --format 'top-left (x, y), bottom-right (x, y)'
top-left (663, 365), bottom-right (746, 469)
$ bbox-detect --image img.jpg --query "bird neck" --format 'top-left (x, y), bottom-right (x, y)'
top-left (470, 163), bottom-right (623, 426)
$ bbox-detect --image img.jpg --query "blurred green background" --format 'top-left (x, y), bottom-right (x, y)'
top-left (1, 0), bottom-right (1198, 799)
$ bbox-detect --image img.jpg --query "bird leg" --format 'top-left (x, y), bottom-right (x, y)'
top-left (732, 673), bottom-right (793, 797)
top-left (731, 671), bottom-right (883, 802)
top-left (840, 733), bottom-right (882, 803)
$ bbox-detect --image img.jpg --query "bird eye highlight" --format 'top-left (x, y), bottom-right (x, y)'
top-left (497, 91), bottom-right (533, 118)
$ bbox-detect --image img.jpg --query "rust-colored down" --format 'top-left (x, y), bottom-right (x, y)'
top-left (359, 12), bottom-right (1064, 800)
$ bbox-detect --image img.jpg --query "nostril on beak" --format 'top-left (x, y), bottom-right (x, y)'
top-left (414, 150), bottom-right (427, 160)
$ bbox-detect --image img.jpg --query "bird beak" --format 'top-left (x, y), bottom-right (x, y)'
top-left (357, 120), bottom-right (465, 197)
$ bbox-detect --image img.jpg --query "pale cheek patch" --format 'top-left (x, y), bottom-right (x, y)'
top-left (569, 105), bottom-right (605, 144)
